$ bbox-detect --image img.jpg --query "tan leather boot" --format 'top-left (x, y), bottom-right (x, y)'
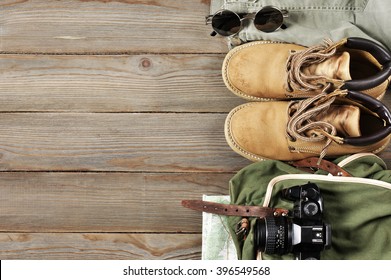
top-left (224, 90), bottom-right (391, 161)
top-left (223, 37), bottom-right (391, 100)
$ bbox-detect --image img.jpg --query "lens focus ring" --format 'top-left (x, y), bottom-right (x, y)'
top-left (255, 216), bottom-right (290, 255)
top-left (263, 217), bottom-right (278, 254)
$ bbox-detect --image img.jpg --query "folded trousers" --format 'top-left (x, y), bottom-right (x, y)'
top-left (210, 0), bottom-right (391, 50)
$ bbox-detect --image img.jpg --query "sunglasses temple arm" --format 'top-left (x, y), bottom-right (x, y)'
top-left (205, 15), bottom-right (216, 36)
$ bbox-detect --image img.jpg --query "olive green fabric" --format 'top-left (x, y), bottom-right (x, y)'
top-left (227, 154), bottom-right (391, 260)
top-left (210, 0), bottom-right (391, 50)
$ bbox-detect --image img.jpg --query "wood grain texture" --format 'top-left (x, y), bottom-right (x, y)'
top-left (0, 172), bottom-right (231, 232)
top-left (0, 54), bottom-right (242, 112)
top-left (0, 0), bottom-right (227, 54)
top-left (2, 0), bottom-right (391, 261)
top-left (0, 113), bottom-right (250, 172)
top-left (0, 233), bottom-right (201, 259)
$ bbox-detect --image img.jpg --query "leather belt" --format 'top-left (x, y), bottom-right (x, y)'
top-left (291, 157), bottom-right (351, 177)
top-left (181, 200), bottom-right (289, 217)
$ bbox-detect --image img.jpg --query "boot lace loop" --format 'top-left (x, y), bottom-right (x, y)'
top-left (286, 39), bottom-right (341, 94)
top-left (286, 91), bottom-right (346, 161)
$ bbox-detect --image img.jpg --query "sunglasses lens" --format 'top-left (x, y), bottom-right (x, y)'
top-left (254, 7), bottom-right (283, 33)
top-left (212, 10), bottom-right (241, 36)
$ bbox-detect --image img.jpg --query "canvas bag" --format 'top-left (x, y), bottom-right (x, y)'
top-left (227, 153), bottom-right (391, 260)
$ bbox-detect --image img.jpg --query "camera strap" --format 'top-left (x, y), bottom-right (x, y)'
top-left (181, 200), bottom-right (289, 217)
top-left (290, 157), bottom-right (351, 177)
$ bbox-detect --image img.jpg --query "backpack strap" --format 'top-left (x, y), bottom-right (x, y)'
top-left (291, 157), bottom-right (351, 177)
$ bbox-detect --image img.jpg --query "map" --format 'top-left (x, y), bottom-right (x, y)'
top-left (202, 195), bottom-right (238, 260)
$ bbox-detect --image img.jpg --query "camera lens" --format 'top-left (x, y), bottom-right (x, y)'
top-left (254, 216), bottom-right (292, 255)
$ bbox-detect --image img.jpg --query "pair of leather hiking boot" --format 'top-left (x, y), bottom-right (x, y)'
top-left (223, 37), bottom-right (391, 162)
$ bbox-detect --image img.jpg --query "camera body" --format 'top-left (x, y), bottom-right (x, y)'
top-left (254, 182), bottom-right (331, 260)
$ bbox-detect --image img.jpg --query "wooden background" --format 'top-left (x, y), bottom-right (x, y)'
top-left (0, 0), bottom-right (390, 259)
top-left (0, 0), bottom-right (250, 259)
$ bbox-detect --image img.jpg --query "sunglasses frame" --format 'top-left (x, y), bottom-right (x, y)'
top-left (206, 6), bottom-right (289, 37)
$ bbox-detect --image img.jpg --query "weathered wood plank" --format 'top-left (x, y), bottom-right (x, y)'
top-left (0, 172), bottom-right (231, 232)
top-left (0, 233), bottom-right (201, 259)
top-left (0, 113), bottom-right (250, 172)
top-left (0, 0), bottom-right (227, 54)
top-left (0, 111), bottom-right (389, 170)
top-left (0, 54), bottom-right (242, 112)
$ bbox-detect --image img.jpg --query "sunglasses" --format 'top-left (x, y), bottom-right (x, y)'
top-left (206, 6), bottom-right (288, 37)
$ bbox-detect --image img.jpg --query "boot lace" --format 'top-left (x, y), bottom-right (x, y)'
top-left (286, 39), bottom-right (343, 94)
top-left (286, 90), bottom-right (346, 162)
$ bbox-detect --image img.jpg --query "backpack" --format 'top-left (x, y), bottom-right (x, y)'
top-left (227, 153), bottom-right (391, 260)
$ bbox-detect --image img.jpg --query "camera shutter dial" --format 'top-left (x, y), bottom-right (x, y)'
top-left (303, 202), bottom-right (319, 216)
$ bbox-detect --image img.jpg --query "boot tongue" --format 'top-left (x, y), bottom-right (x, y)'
top-left (314, 105), bottom-right (361, 137)
top-left (303, 51), bottom-right (352, 81)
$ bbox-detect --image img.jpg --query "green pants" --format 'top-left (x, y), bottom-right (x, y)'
top-left (210, 0), bottom-right (391, 50)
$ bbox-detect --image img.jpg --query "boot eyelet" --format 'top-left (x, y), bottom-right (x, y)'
top-left (287, 135), bottom-right (296, 142)
top-left (285, 86), bottom-right (293, 93)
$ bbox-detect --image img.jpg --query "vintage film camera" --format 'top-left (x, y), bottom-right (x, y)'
top-left (254, 182), bottom-right (331, 260)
